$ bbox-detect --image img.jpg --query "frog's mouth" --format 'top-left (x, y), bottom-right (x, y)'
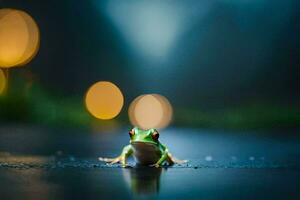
top-left (130, 141), bottom-right (158, 146)
top-left (131, 141), bottom-right (159, 153)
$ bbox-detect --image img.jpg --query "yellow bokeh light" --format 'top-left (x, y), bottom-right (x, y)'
top-left (0, 9), bottom-right (40, 68)
top-left (134, 94), bottom-right (164, 130)
top-left (128, 94), bottom-right (173, 130)
top-left (85, 81), bottom-right (124, 120)
top-left (128, 94), bottom-right (144, 127)
top-left (0, 69), bottom-right (6, 94)
top-left (17, 9), bottom-right (40, 66)
top-left (152, 94), bottom-right (173, 129)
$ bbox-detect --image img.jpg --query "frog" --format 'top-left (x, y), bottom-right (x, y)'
top-left (99, 127), bottom-right (187, 167)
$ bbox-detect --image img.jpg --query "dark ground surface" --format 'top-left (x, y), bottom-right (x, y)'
top-left (0, 125), bottom-right (300, 200)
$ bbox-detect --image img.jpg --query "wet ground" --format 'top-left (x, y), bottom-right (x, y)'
top-left (0, 125), bottom-right (300, 200)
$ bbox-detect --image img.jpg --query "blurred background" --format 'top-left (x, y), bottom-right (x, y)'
top-left (0, 0), bottom-right (299, 130)
top-left (0, 1), bottom-right (300, 199)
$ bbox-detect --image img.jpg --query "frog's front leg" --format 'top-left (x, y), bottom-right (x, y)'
top-left (98, 145), bottom-right (133, 167)
top-left (150, 148), bottom-right (169, 168)
top-left (151, 149), bottom-right (188, 168)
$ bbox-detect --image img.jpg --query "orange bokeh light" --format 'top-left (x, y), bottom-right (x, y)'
top-left (152, 94), bottom-right (173, 129)
top-left (128, 94), bottom-right (173, 130)
top-left (85, 81), bottom-right (124, 120)
top-left (0, 9), bottom-right (40, 68)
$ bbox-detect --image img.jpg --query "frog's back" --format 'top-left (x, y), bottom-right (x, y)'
top-left (131, 142), bottom-right (162, 165)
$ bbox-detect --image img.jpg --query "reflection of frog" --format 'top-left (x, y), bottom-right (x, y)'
top-left (99, 127), bottom-right (187, 167)
top-left (122, 167), bottom-right (162, 196)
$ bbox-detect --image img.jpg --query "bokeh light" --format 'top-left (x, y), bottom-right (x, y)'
top-left (128, 95), bottom-right (144, 127)
top-left (0, 69), bottom-right (6, 94)
top-left (0, 9), bottom-right (40, 68)
top-left (128, 94), bottom-right (173, 130)
top-left (152, 94), bottom-right (173, 129)
top-left (85, 81), bottom-right (124, 120)
top-left (134, 94), bottom-right (164, 129)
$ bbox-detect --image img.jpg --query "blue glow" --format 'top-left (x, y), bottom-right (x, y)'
top-left (104, 0), bottom-right (212, 63)
top-left (106, 1), bottom-right (182, 59)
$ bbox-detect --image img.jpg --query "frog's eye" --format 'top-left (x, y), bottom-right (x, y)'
top-left (129, 129), bottom-right (135, 137)
top-left (152, 130), bottom-right (159, 141)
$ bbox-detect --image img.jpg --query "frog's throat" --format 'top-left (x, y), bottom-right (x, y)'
top-left (131, 141), bottom-right (161, 165)
top-left (130, 141), bottom-right (158, 145)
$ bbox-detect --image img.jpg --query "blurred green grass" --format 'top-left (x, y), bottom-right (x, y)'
top-left (0, 72), bottom-right (299, 130)
top-left (175, 105), bottom-right (300, 129)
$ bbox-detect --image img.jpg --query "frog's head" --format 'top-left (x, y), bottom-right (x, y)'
top-left (129, 127), bottom-right (159, 145)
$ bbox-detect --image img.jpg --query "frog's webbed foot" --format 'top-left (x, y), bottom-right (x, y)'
top-left (150, 150), bottom-right (188, 168)
top-left (149, 163), bottom-right (160, 168)
top-left (98, 145), bottom-right (133, 167)
top-left (98, 156), bottom-right (130, 167)
top-left (98, 156), bottom-right (122, 164)
top-left (167, 153), bottom-right (188, 165)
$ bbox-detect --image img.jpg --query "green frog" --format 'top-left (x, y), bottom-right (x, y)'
top-left (99, 127), bottom-right (187, 167)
